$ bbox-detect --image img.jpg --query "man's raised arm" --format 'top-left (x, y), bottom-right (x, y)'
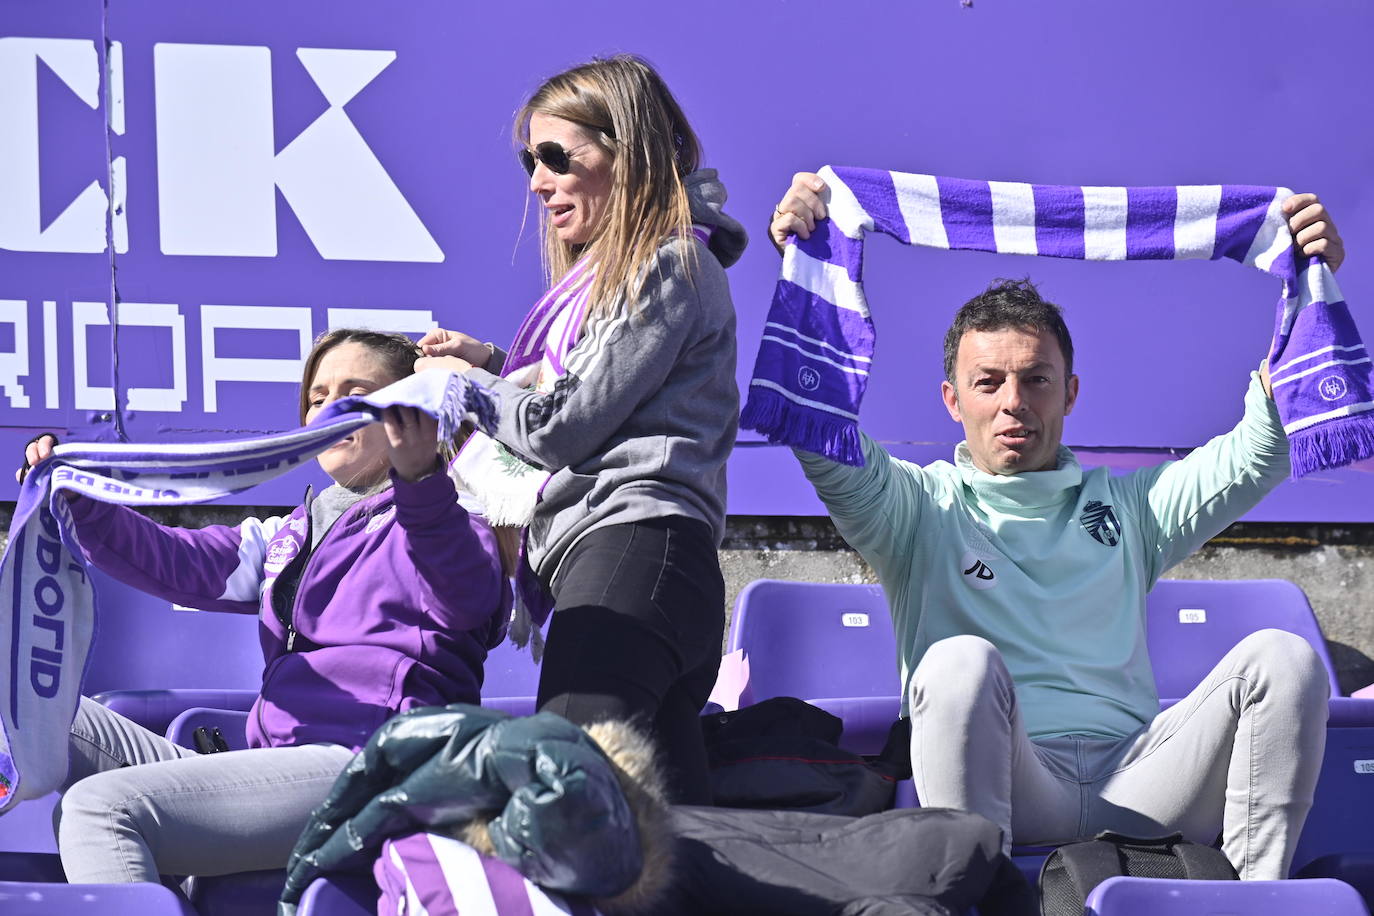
top-left (1135, 193), bottom-right (1345, 578)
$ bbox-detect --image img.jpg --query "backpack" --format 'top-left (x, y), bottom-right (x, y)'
top-left (1038, 831), bottom-right (1238, 916)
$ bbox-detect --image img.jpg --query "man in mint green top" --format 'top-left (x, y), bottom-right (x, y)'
top-left (768, 177), bottom-right (1346, 879)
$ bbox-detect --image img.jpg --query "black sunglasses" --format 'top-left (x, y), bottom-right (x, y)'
top-left (518, 140), bottom-right (597, 177)
top-left (516, 131), bottom-right (615, 177)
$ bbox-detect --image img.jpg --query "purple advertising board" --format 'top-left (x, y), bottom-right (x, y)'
top-left (2, 0), bottom-right (1372, 518)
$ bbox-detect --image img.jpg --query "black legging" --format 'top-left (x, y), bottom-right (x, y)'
top-left (536, 516), bottom-right (725, 805)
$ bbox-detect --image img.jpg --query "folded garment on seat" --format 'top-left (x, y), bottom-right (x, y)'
top-left (660, 805), bottom-right (1035, 916)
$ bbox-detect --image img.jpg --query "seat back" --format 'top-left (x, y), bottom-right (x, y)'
top-left (0, 852), bottom-right (63, 882)
top-left (81, 568), bottom-right (263, 694)
top-left (1296, 851), bottom-right (1374, 910)
top-left (1083, 876), bottom-right (1368, 915)
top-left (1145, 579), bottom-right (1340, 699)
top-left (0, 795), bottom-right (59, 857)
top-left (187, 870), bottom-right (288, 916)
top-left (728, 580), bottom-right (900, 703)
top-left (480, 635), bottom-right (542, 705)
top-left (298, 874), bottom-right (377, 916)
top-left (165, 707), bottom-right (252, 752)
top-left (0, 880), bottom-right (198, 915)
top-left (1293, 698), bottom-right (1374, 876)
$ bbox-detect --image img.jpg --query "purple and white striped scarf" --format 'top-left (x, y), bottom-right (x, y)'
top-left (0, 371), bottom-right (494, 811)
top-left (453, 258), bottom-right (598, 656)
top-left (454, 258), bottom-right (598, 530)
top-left (460, 226), bottom-right (717, 653)
top-left (741, 166), bottom-right (1374, 477)
top-left (376, 833), bottom-right (602, 916)
top-left (457, 224), bottom-right (718, 528)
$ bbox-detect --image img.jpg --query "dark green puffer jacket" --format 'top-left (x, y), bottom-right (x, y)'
top-left (278, 704), bottom-right (669, 915)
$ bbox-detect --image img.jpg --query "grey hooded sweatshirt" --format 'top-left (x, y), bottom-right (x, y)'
top-left (466, 169), bottom-right (748, 584)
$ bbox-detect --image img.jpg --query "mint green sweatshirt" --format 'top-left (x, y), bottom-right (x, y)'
top-left (796, 373), bottom-right (1290, 740)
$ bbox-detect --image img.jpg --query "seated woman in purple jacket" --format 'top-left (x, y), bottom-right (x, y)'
top-left (17, 328), bottom-right (510, 886)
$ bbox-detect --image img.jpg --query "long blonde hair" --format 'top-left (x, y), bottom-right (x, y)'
top-left (515, 55), bottom-right (701, 317)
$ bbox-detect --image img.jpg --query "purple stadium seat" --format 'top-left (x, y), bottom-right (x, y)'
top-left (729, 577), bottom-right (1346, 752)
top-left (480, 633), bottom-right (543, 718)
top-left (729, 579), bottom-right (1344, 744)
top-left (186, 869), bottom-right (288, 916)
top-left (728, 579), bottom-right (900, 754)
top-left (164, 707), bottom-right (252, 751)
top-left (91, 689), bottom-right (259, 739)
top-left (132, 638), bottom-right (541, 912)
top-left (0, 852), bottom-right (64, 882)
top-left (732, 577), bottom-right (1374, 892)
top-left (0, 794), bottom-right (58, 857)
top-left (1, 580), bottom-right (543, 902)
top-left (174, 637), bottom-right (541, 914)
top-left (0, 804), bottom-right (62, 916)
top-left (1292, 698), bottom-right (1374, 879)
top-left (82, 568), bottom-right (264, 695)
top-left (1083, 876), bottom-right (1369, 915)
top-left (1144, 581), bottom-right (1374, 889)
top-left (297, 874), bottom-right (377, 916)
top-left (0, 572), bottom-right (263, 894)
top-left (1146, 578), bottom-right (1341, 699)
top-left (84, 565), bottom-right (264, 742)
top-left (1298, 853), bottom-right (1374, 912)
top-left (0, 879), bottom-right (198, 915)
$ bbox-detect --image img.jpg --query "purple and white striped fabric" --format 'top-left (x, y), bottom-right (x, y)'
top-left (502, 225), bottom-right (711, 378)
top-left (503, 258), bottom-right (598, 380)
top-left (454, 257), bottom-right (596, 532)
top-left (0, 370), bottom-right (494, 812)
top-left (376, 833), bottom-right (603, 916)
top-left (453, 258), bottom-right (597, 657)
top-left (458, 225), bottom-right (718, 654)
top-left (740, 165), bottom-right (1374, 476)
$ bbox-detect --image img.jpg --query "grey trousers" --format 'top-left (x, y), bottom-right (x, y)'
top-left (908, 630), bottom-right (1329, 880)
top-left (55, 697), bottom-right (354, 883)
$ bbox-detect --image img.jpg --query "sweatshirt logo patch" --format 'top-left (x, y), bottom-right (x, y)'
top-left (264, 537), bottom-right (300, 574)
top-left (1080, 500), bottom-right (1121, 547)
top-left (960, 549), bottom-right (997, 590)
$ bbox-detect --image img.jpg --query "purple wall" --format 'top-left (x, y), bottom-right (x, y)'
top-left (2, 1), bottom-right (1371, 518)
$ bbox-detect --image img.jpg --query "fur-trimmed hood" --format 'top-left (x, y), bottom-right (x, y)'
top-left (457, 719), bottom-right (675, 914)
top-left (278, 704), bottom-right (674, 916)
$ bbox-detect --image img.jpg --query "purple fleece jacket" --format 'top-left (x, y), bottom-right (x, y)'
top-left (64, 470), bottom-right (510, 752)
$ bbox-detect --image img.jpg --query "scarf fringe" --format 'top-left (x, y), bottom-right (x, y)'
top-left (741, 388), bottom-right (865, 466)
top-left (450, 468), bottom-right (540, 527)
top-left (440, 374), bottom-right (498, 440)
top-left (507, 595), bottom-right (546, 663)
top-left (1288, 413), bottom-right (1374, 478)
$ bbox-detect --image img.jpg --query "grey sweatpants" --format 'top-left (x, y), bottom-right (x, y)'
top-left (54, 697), bottom-right (354, 883)
top-left (909, 629), bottom-right (1329, 880)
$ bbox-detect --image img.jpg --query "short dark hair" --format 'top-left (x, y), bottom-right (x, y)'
top-left (942, 278), bottom-right (1074, 383)
top-left (298, 328), bottom-right (421, 424)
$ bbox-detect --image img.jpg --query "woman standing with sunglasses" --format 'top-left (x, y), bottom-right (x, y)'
top-left (416, 55), bottom-right (746, 804)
